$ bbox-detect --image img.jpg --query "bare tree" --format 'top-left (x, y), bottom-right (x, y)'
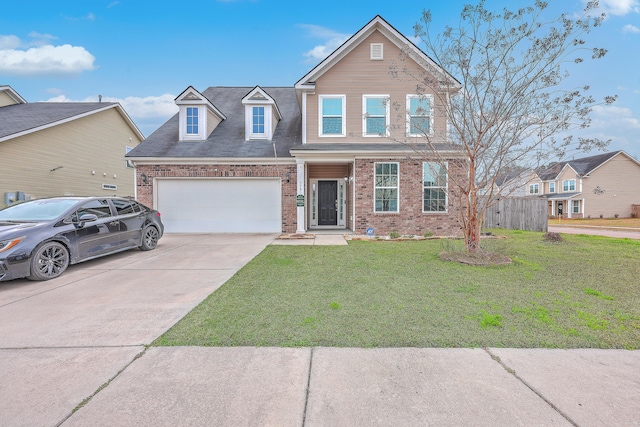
top-left (391, 0), bottom-right (616, 253)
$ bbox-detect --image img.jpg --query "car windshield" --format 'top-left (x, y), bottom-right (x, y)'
top-left (0, 199), bottom-right (80, 221)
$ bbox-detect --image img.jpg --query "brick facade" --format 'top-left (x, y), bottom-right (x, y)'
top-left (135, 163), bottom-right (298, 233)
top-left (353, 158), bottom-right (464, 237)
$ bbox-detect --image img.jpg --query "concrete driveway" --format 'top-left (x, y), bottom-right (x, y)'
top-left (0, 233), bottom-right (275, 427)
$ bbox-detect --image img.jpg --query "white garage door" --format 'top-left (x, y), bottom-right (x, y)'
top-left (156, 178), bottom-right (281, 233)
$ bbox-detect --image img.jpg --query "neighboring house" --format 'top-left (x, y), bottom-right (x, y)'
top-left (525, 151), bottom-right (640, 218)
top-left (127, 16), bottom-right (467, 235)
top-left (0, 86), bottom-right (144, 205)
top-left (482, 169), bottom-right (532, 198)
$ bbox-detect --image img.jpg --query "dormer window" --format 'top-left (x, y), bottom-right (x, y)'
top-left (252, 106), bottom-right (265, 136)
top-left (186, 107), bottom-right (199, 135)
top-left (175, 86), bottom-right (226, 142)
top-left (242, 86), bottom-right (282, 141)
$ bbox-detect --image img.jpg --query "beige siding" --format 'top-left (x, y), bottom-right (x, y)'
top-left (582, 154), bottom-right (640, 218)
top-left (0, 108), bottom-right (142, 202)
top-left (306, 30), bottom-right (447, 144)
top-left (0, 91), bottom-right (18, 107)
top-left (206, 110), bottom-right (222, 136)
top-left (557, 167), bottom-right (580, 193)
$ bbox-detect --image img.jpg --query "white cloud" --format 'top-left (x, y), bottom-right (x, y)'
top-left (0, 38), bottom-right (95, 76)
top-left (0, 35), bottom-right (20, 49)
top-left (583, 0), bottom-right (640, 15)
top-left (298, 24), bottom-right (350, 63)
top-left (622, 24), bottom-right (640, 32)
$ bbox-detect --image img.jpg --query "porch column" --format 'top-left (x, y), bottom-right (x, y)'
top-left (296, 159), bottom-right (306, 234)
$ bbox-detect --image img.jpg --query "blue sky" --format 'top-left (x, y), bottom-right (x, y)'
top-left (2, 0), bottom-right (639, 160)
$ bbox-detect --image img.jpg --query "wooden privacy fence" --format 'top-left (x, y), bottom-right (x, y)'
top-left (482, 197), bottom-right (548, 232)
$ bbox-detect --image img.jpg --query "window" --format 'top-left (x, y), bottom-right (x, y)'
top-left (407, 95), bottom-right (432, 136)
top-left (363, 95), bottom-right (389, 136)
top-left (423, 162), bottom-right (447, 212)
top-left (125, 146), bottom-right (134, 168)
top-left (320, 96), bottom-right (345, 136)
top-left (529, 183), bottom-right (539, 194)
top-left (73, 199), bottom-right (111, 221)
top-left (252, 106), bottom-right (265, 135)
top-left (573, 200), bottom-right (580, 213)
top-left (374, 163), bottom-right (399, 212)
top-left (112, 198), bottom-right (136, 215)
top-left (563, 179), bottom-right (576, 192)
top-left (549, 182), bottom-right (555, 193)
top-left (186, 107), bottom-right (199, 135)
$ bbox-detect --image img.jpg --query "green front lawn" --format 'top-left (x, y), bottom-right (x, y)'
top-left (155, 231), bottom-right (640, 349)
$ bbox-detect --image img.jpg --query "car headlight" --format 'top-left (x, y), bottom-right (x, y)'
top-left (0, 236), bottom-right (25, 253)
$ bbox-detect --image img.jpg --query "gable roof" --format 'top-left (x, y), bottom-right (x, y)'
top-left (0, 102), bottom-right (144, 142)
top-left (127, 87), bottom-right (301, 159)
top-left (295, 15), bottom-right (459, 90)
top-left (536, 151), bottom-right (635, 181)
top-left (242, 86), bottom-right (283, 121)
top-left (175, 85), bottom-right (226, 121)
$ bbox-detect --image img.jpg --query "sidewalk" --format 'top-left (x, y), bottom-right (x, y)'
top-left (59, 346), bottom-right (640, 426)
top-left (549, 225), bottom-right (640, 239)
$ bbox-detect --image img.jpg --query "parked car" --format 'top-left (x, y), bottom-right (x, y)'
top-left (0, 197), bottom-right (163, 282)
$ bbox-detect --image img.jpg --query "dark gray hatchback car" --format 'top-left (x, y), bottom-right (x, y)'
top-left (0, 197), bottom-right (164, 282)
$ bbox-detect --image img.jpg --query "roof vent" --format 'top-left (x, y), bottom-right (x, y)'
top-left (370, 43), bottom-right (383, 60)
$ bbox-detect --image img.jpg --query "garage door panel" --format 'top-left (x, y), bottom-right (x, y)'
top-left (157, 179), bottom-right (281, 233)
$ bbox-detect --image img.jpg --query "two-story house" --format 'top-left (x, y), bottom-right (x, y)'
top-left (525, 151), bottom-right (640, 218)
top-left (127, 16), bottom-right (467, 235)
top-left (0, 85), bottom-right (144, 204)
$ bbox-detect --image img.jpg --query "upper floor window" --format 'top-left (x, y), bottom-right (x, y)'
top-left (423, 162), bottom-right (447, 212)
top-left (562, 179), bottom-right (576, 192)
top-left (529, 183), bottom-right (539, 194)
top-left (363, 95), bottom-right (390, 137)
top-left (186, 107), bottom-right (199, 135)
top-left (252, 106), bottom-right (265, 135)
top-left (407, 95), bottom-right (433, 136)
top-left (549, 182), bottom-right (555, 193)
top-left (374, 162), bottom-right (399, 212)
top-left (319, 95), bottom-right (345, 136)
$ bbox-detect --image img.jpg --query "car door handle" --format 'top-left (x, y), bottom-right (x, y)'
top-left (109, 221), bottom-right (119, 226)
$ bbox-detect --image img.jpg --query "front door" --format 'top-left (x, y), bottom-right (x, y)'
top-left (318, 180), bottom-right (338, 226)
top-left (557, 201), bottom-right (564, 217)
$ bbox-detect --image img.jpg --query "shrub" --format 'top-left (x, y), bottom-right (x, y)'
top-left (423, 230), bottom-right (434, 238)
top-left (614, 214), bottom-right (619, 219)
top-left (389, 230), bottom-right (401, 239)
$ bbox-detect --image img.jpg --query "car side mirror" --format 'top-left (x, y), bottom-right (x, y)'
top-left (78, 213), bottom-right (98, 224)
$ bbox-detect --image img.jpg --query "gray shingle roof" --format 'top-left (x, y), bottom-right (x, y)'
top-left (536, 151), bottom-right (622, 180)
top-left (0, 102), bottom-right (116, 140)
top-left (127, 87), bottom-right (301, 159)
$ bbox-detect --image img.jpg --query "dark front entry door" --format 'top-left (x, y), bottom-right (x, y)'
top-left (318, 180), bottom-right (338, 226)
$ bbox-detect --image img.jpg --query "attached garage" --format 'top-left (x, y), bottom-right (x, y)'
top-left (156, 178), bottom-right (282, 233)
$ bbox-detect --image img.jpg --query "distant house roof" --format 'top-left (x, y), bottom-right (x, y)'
top-left (0, 85), bottom-right (27, 104)
top-left (127, 87), bottom-right (301, 159)
top-left (0, 102), bottom-right (144, 142)
top-left (535, 151), bottom-right (629, 181)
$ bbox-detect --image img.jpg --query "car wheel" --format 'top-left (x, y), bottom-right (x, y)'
top-left (139, 226), bottom-right (159, 251)
top-left (28, 242), bottom-right (70, 281)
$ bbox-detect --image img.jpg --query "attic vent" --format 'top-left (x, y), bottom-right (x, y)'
top-left (370, 43), bottom-right (383, 60)
top-left (184, 92), bottom-right (200, 100)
